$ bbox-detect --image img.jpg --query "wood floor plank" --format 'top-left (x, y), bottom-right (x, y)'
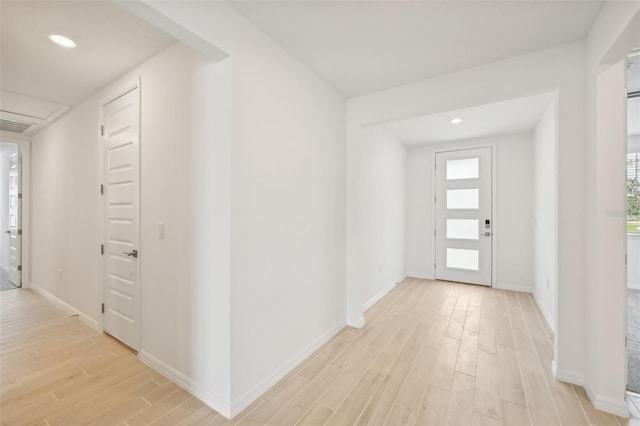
top-left (415, 385), bottom-right (450, 426)
top-left (150, 396), bottom-right (206, 426)
top-left (239, 375), bottom-right (310, 425)
top-left (573, 385), bottom-right (619, 426)
top-left (45, 368), bottom-right (160, 425)
top-left (446, 309), bottom-right (466, 340)
top-left (494, 292), bottom-right (515, 348)
top-left (127, 388), bottom-right (193, 426)
top-left (89, 398), bottom-right (152, 426)
top-left (2, 282), bottom-right (631, 426)
top-left (496, 344), bottom-right (527, 407)
top-left (445, 372), bottom-right (475, 425)
top-left (358, 324), bottom-right (431, 425)
top-left (297, 402), bottom-right (334, 426)
top-left (326, 371), bottom-right (385, 425)
top-left (430, 337), bottom-right (461, 390)
top-left (472, 411), bottom-right (502, 426)
top-left (267, 364), bottom-right (342, 425)
top-left (455, 329), bottom-right (479, 377)
top-left (384, 342), bottom-right (438, 425)
top-left (501, 399), bottom-right (532, 426)
top-left (474, 349), bottom-right (501, 420)
top-left (478, 318), bottom-right (496, 354)
top-left (298, 329), bottom-right (357, 380)
top-left (176, 405), bottom-right (218, 426)
top-left (465, 305), bottom-right (481, 333)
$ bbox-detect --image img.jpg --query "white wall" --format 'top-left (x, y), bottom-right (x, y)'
top-left (37, 1), bottom-right (348, 416)
top-left (533, 101), bottom-right (558, 331)
top-left (405, 134), bottom-right (533, 291)
top-left (580, 1), bottom-right (640, 417)
top-left (31, 42), bottom-right (233, 410)
top-left (360, 127), bottom-right (406, 308)
top-left (583, 2), bottom-right (640, 417)
top-left (405, 146), bottom-right (432, 279)
top-left (347, 41), bottom-right (586, 386)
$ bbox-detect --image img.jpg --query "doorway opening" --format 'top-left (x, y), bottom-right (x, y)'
top-left (1, 142), bottom-right (22, 291)
top-left (434, 146), bottom-right (493, 286)
top-left (626, 50), bottom-right (640, 399)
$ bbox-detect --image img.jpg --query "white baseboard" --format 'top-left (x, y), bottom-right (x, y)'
top-left (552, 360), bottom-right (584, 386)
top-left (230, 322), bottom-right (345, 418)
top-left (406, 272), bottom-right (434, 280)
top-left (553, 363), bottom-right (629, 418)
top-left (138, 350), bottom-right (231, 418)
top-left (30, 283), bottom-right (101, 332)
top-left (584, 382), bottom-right (629, 418)
top-left (493, 283), bottom-right (533, 293)
top-left (363, 281), bottom-right (399, 312)
top-left (347, 316), bottom-right (365, 329)
top-left (628, 283), bottom-right (640, 290)
top-left (533, 292), bottom-right (555, 333)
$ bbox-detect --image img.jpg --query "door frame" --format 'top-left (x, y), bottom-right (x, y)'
top-left (431, 141), bottom-right (498, 286)
top-left (98, 78), bottom-right (142, 348)
top-left (0, 133), bottom-right (30, 290)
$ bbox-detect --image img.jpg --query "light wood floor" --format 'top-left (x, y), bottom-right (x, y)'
top-left (0, 279), bottom-right (634, 425)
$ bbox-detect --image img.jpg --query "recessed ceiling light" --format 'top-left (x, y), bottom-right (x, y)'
top-left (450, 118), bottom-right (463, 124)
top-left (48, 34), bottom-right (77, 49)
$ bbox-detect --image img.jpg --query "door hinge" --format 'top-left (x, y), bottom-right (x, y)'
top-left (17, 229), bottom-right (22, 235)
top-left (100, 184), bottom-right (104, 195)
top-left (101, 244), bottom-right (104, 255)
top-left (17, 265), bottom-right (22, 272)
top-left (625, 254), bottom-right (627, 265)
top-left (101, 303), bottom-right (105, 314)
top-left (18, 193), bottom-right (22, 199)
top-left (100, 125), bottom-right (104, 136)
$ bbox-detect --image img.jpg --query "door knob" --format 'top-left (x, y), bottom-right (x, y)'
top-left (122, 249), bottom-right (138, 258)
top-left (483, 232), bottom-right (492, 237)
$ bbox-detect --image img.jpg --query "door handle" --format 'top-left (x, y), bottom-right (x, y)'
top-left (4, 230), bottom-right (9, 234)
top-left (122, 249), bottom-right (138, 258)
top-left (483, 232), bottom-right (492, 237)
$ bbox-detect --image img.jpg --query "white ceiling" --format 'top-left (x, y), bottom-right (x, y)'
top-left (229, 0), bottom-right (604, 97)
top-left (0, 1), bottom-right (175, 107)
top-left (383, 92), bottom-right (555, 146)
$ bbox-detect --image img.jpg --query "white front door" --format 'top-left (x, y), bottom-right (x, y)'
top-left (102, 87), bottom-right (140, 350)
top-left (8, 151), bottom-right (21, 287)
top-left (435, 147), bottom-right (492, 286)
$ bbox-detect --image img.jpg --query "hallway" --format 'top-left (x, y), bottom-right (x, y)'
top-left (0, 279), bottom-right (630, 425)
top-left (0, 269), bottom-right (17, 291)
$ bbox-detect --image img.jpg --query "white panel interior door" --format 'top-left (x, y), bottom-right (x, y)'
top-left (102, 87), bottom-right (140, 349)
top-left (8, 151), bottom-right (21, 287)
top-left (435, 147), bottom-right (492, 286)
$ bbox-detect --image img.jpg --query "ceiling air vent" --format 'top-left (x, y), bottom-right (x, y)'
top-left (0, 118), bottom-right (33, 134)
top-left (0, 110), bottom-right (44, 135)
